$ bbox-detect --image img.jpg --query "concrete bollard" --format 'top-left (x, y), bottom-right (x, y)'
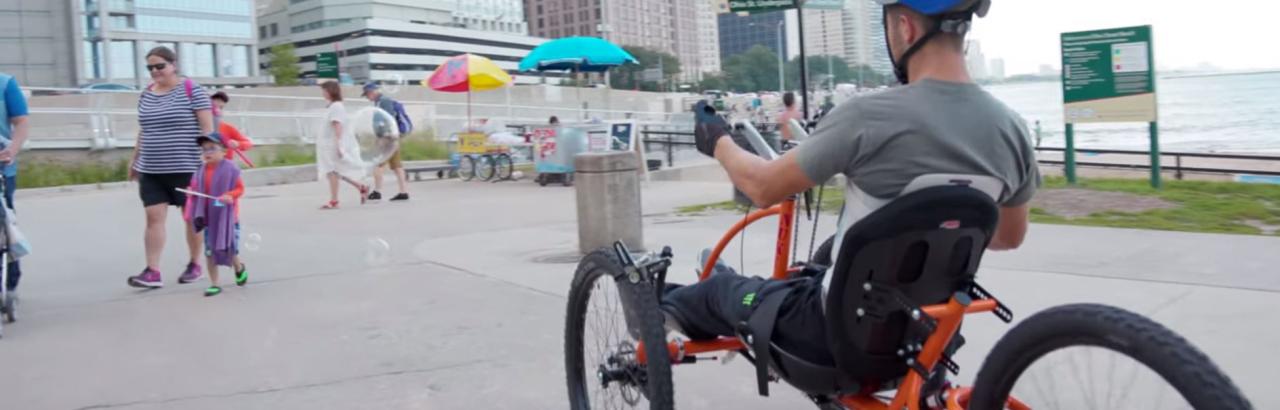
top-left (575, 151), bottom-right (644, 254)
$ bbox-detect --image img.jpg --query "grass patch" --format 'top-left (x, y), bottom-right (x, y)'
top-left (399, 137), bottom-right (449, 161)
top-left (17, 159), bottom-right (131, 189)
top-left (1031, 176), bottom-right (1280, 235)
top-left (254, 143), bottom-right (316, 168)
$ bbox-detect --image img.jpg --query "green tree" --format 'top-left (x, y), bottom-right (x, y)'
top-left (696, 73), bottom-right (729, 93)
top-left (786, 55), bottom-right (892, 90)
top-left (609, 46), bottom-right (681, 92)
top-left (266, 44), bottom-right (301, 86)
top-left (721, 45), bottom-right (785, 93)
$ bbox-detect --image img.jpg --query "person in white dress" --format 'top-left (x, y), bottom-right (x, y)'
top-left (317, 82), bottom-right (369, 209)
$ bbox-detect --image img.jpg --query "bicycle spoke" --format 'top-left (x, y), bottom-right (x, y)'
top-left (1012, 347), bottom-right (1195, 410)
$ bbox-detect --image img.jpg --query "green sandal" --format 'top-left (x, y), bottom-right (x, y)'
top-left (234, 263), bottom-right (249, 286)
top-left (204, 286), bottom-right (223, 297)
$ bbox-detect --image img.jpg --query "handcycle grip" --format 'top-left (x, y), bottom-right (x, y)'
top-left (734, 121), bottom-right (780, 161)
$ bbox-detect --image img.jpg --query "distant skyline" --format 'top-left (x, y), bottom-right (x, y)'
top-left (968, 0), bottom-right (1279, 76)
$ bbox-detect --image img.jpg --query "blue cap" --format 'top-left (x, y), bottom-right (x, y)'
top-left (363, 82), bottom-right (380, 93)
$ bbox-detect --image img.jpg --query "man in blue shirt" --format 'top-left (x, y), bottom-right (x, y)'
top-left (0, 72), bottom-right (29, 295)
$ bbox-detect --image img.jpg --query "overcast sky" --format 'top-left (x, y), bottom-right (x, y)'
top-left (966, 0), bottom-right (1280, 75)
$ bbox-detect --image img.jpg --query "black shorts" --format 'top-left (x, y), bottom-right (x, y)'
top-left (139, 172), bottom-right (193, 207)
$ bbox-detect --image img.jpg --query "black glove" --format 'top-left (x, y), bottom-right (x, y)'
top-left (693, 101), bottom-right (731, 157)
top-left (193, 217), bottom-right (206, 233)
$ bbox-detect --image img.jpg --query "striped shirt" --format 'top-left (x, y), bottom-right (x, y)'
top-left (135, 80), bottom-right (211, 174)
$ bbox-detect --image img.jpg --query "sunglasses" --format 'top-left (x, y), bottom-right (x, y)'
top-left (146, 62), bottom-right (169, 72)
top-left (200, 146), bottom-right (223, 153)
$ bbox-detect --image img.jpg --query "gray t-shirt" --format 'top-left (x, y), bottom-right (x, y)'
top-left (794, 79), bottom-right (1040, 207)
top-left (793, 80), bottom-right (1041, 296)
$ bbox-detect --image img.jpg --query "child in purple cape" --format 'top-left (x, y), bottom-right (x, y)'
top-left (185, 134), bottom-right (248, 297)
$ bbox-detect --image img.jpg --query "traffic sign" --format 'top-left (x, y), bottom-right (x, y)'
top-left (316, 52), bottom-right (339, 79)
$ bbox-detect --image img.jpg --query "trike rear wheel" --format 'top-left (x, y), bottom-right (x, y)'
top-left (565, 250), bottom-right (674, 410)
top-left (969, 304), bottom-right (1252, 410)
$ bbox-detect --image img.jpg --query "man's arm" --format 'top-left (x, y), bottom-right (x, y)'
top-left (989, 204), bottom-right (1029, 250)
top-left (1, 78), bottom-right (29, 162)
top-left (2, 116), bottom-right (28, 162)
top-left (713, 137), bottom-right (815, 207)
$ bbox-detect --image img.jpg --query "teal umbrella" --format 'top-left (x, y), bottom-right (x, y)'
top-left (520, 37), bottom-right (638, 120)
top-left (519, 37), bottom-right (638, 73)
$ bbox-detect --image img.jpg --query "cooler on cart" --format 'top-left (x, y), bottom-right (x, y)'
top-left (531, 126), bottom-right (587, 186)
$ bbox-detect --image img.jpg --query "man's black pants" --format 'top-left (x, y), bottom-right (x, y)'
top-left (660, 272), bottom-right (834, 366)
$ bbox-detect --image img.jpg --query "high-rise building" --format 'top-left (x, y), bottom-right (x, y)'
top-left (259, 0), bottom-right (546, 84)
top-left (718, 11), bottom-right (787, 64)
top-left (451, 0), bottom-right (528, 35)
top-left (0, 1), bottom-right (78, 87)
top-left (964, 39), bottom-right (988, 80)
top-left (524, 0), bottom-right (712, 83)
top-left (989, 57), bottom-right (1005, 80)
top-left (841, 0), bottom-right (892, 76)
top-left (802, 8), bottom-right (846, 59)
top-left (692, 0), bottom-right (721, 80)
top-left (1, 0), bottom-right (264, 88)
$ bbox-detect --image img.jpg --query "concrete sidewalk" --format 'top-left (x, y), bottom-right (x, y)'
top-left (1, 176), bottom-right (1275, 409)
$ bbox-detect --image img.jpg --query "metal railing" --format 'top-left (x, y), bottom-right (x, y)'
top-left (1035, 147), bottom-right (1280, 179)
top-left (20, 87), bottom-right (684, 152)
top-left (639, 133), bottom-right (1280, 180)
top-left (640, 130), bottom-right (696, 167)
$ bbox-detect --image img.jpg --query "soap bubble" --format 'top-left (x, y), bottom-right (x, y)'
top-left (243, 232), bottom-right (262, 252)
top-left (365, 237), bottom-right (392, 267)
top-left (350, 107), bottom-right (402, 167)
top-left (384, 74), bottom-right (405, 95)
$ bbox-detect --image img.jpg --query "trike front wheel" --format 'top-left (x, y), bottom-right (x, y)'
top-left (565, 249), bottom-right (674, 410)
top-left (969, 304), bottom-right (1252, 410)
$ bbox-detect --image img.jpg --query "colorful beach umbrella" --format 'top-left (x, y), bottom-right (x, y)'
top-left (425, 54), bottom-right (513, 128)
top-left (426, 54), bottom-right (512, 92)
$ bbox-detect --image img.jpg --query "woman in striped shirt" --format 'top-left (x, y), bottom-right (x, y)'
top-left (127, 46), bottom-right (213, 289)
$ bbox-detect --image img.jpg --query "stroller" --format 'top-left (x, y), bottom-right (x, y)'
top-left (0, 174), bottom-right (21, 338)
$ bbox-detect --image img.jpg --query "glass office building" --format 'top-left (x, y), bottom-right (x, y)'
top-left (78, 0), bottom-right (264, 86)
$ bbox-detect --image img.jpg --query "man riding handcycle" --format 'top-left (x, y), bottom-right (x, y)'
top-left (564, 1), bottom-right (1253, 409)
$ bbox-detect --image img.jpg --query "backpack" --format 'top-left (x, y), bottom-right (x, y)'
top-left (390, 99), bottom-right (413, 135)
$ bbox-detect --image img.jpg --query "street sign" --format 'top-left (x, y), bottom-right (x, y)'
top-left (316, 52), bottom-right (339, 79)
top-left (1060, 25), bottom-right (1156, 123)
top-left (726, 0), bottom-right (843, 13)
top-left (1059, 25), bottom-right (1161, 188)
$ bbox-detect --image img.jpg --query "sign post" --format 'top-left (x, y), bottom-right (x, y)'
top-left (1060, 25), bottom-right (1159, 187)
top-left (315, 52), bottom-right (339, 80)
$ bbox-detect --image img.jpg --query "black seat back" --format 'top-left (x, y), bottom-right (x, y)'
top-left (824, 185), bottom-right (999, 385)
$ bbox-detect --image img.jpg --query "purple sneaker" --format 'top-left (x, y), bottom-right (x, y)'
top-left (178, 263), bottom-right (203, 284)
top-left (128, 268), bottom-right (163, 289)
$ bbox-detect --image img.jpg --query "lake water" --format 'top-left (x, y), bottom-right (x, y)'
top-left (984, 72), bottom-right (1280, 154)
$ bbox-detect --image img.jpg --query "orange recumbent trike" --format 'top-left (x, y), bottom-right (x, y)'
top-left (564, 123), bottom-right (1251, 410)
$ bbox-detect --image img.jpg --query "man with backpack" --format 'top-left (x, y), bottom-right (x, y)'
top-left (362, 82), bottom-right (410, 201)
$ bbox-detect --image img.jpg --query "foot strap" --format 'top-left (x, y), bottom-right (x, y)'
top-left (743, 286), bottom-right (793, 397)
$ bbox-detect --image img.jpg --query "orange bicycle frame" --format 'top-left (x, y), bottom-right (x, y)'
top-left (638, 194), bottom-right (1026, 409)
top-left (699, 197), bottom-right (797, 282)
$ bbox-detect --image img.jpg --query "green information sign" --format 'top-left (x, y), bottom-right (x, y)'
top-left (726, 0), bottom-right (843, 13)
top-left (1060, 25), bottom-right (1156, 123)
top-left (316, 52), bottom-right (339, 79)
top-left (1059, 25), bottom-right (1161, 188)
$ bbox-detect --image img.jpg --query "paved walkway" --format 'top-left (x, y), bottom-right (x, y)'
top-left (1, 175), bottom-right (1275, 409)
